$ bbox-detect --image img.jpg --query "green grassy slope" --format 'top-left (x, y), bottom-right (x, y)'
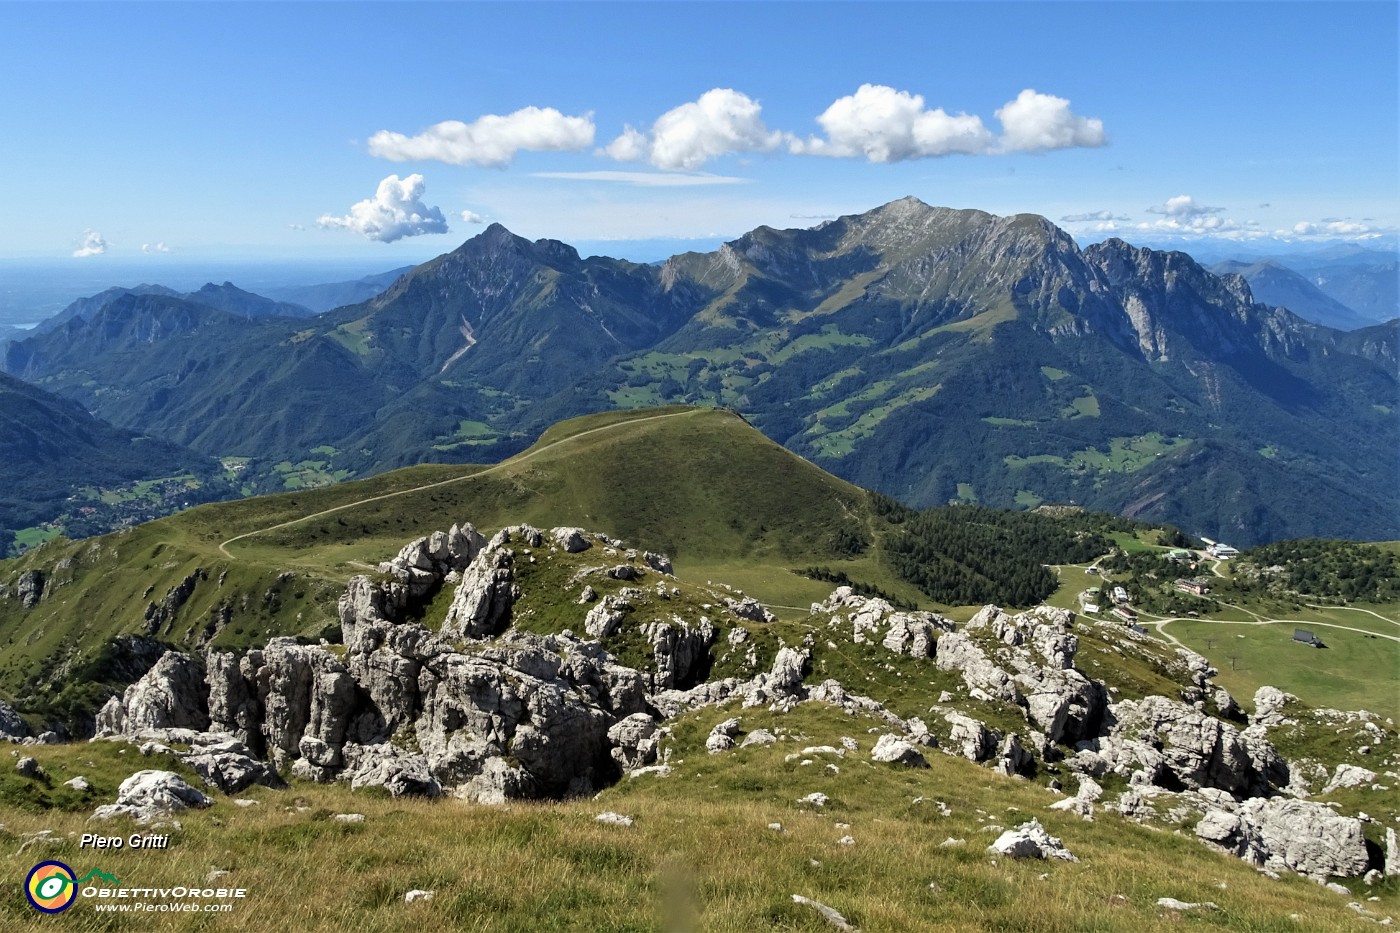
top-left (0, 408), bottom-right (883, 723)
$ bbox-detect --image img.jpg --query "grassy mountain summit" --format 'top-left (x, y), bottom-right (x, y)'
top-left (3, 198), bottom-right (1395, 545)
top-left (0, 406), bottom-right (1147, 733)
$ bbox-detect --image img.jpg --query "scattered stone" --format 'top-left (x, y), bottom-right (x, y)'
top-left (837, 835), bottom-right (855, 846)
top-left (63, 776), bottom-right (90, 792)
top-left (740, 729), bottom-right (777, 748)
top-left (800, 793), bottom-right (829, 808)
top-left (940, 838), bottom-right (965, 847)
top-left (1324, 764), bottom-right (1378, 794)
top-left (987, 819), bottom-right (1078, 861)
top-left (404, 889), bottom-right (435, 904)
top-left (332, 813), bottom-right (365, 823)
top-left (768, 822), bottom-right (784, 832)
top-left (791, 894), bottom-right (857, 932)
top-left (706, 718), bottom-right (742, 754)
top-left (15, 757), bottom-right (40, 778)
top-left (1157, 898), bottom-right (1219, 912)
top-left (870, 734), bottom-right (928, 768)
top-left (595, 811), bottom-right (634, 827)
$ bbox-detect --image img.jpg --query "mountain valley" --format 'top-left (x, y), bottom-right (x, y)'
top-left (3, 199), bottom-right (1396, 552)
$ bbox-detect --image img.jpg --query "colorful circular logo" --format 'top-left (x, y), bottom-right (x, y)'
top-left (26, 860), bottom-right (77, 913)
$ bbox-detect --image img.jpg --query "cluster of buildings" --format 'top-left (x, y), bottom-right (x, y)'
top-left (1199, 538), bottom-right (1240, 559)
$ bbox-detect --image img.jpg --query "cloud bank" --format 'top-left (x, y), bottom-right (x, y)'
top-left (533, 170), bottom-right (750, 187)
top-left (318, 174), bottom-right (449, 243)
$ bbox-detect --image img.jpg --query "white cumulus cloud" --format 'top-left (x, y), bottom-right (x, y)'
top-left (995, 89), bottom-right (1106, 152)
top-left (1147, 195), bottom-right (1224, 220)
top-left (318, 174), bottom-right (450, 243)
top-left (368, 107), bottom-right (595, 168)
top-left (73, 229), bottom-right (108, 257)
top-left (796, 84), bottom-right (994, 161)
top-left (603, 89), bottom-right (787, 171)
top-left (460, 210), bottom-right (486, 224)
top-left (795, 85), bottom-right (1105, 162)
top-left (141, 241), bottom-right (170, 253)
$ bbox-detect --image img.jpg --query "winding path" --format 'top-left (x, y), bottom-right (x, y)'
top-left (218, 408), bottom-right (703, 560)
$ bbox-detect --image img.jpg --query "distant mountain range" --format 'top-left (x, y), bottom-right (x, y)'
top-left (30, 281), bottom-right (315, 337)
top-left (1207, 259), bottom-right (1374, 331)
top-left (3, 198), bottom-right (1396, 546)
top-left (260, 265), bottom-right (415, 313)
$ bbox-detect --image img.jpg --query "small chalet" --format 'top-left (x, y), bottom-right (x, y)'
top-left (1175, 578), bottom-right (1211, 596)
top-left (1111, 606), bottom-right (1138, 623)
top-left (1112, 586), bottom-right (1129, 604)
top-left (1293, 629), bottom-right (1322, 648)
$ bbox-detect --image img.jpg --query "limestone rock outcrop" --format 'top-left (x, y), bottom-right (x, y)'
top-left (96, 651), bottom-right (210, 735)
top-left (1195, 797), bottom-right (1369, 879)
top-left (812, 587), bottom-right (954, 658)
top-left (442, 547), bottom-right (518, 640)
top-left (1095, 695), bottom-right (1268, 796)
top-left (0, 698), bottom-right (29, 741)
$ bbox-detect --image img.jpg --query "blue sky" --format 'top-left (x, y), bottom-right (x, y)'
top-left (3, 1), bottom-right (1396, 264)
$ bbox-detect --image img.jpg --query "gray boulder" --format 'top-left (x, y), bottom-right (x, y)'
top-left (642, 551), bottom-right (673, 575)
top-left (550, 527), bottom-right (591, 553)
top-left (182, 738), bottom-right (283, 793)
top-left (934, 632), bottom-right (1020, 705)
top-left (1250, 686), bottom-right (1297, 727)
top-left (462, 756), bottom-right (536, 804)
top-left (944, 711), bottom-right (996, 762)
top-left (608, 713), bottom-right (660, 770)
top-left (584, 595), bottom-right (628, 639)
top-left (871, 734), bottom-right (928, 768)
top-left (988, 819), bottom-right (1078, 861)
top-left (92, 770), bottom-right (212, 823)
top-left (237, 639), bottom-right (359, 769)
top-left (341, 743), bottom-right (441, 798)
top-left (725, 596), bottom-right (775, 623)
